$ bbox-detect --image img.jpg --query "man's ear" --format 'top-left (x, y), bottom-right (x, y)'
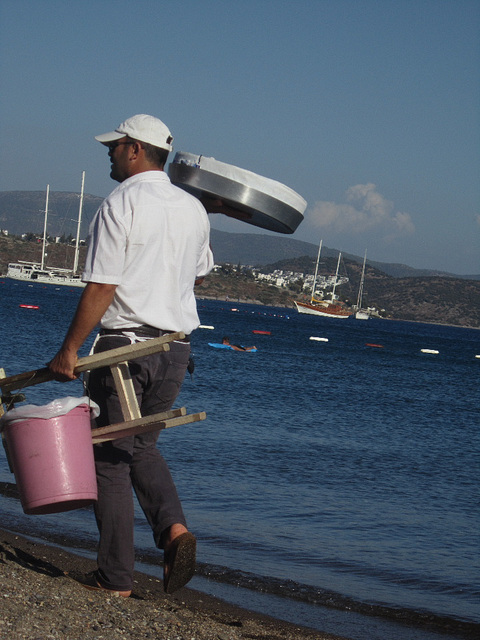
top-left (129, 141), bottom-right (142, 158)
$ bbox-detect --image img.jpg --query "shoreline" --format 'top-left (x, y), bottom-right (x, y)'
top-left (0, 527), bottom-right (343, 640)
top-left (1, 276), bottom-right (478, 329)
top-left (195, 296), bottom-right (480, 330)
top-left (1, 507), bottom-right (479, 640)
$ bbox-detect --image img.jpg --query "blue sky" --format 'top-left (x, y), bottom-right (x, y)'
top-left (0, 0), bottom-right (478, 274)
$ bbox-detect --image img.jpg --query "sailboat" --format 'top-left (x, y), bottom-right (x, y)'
top-left (7, 173), bottom-right (86, 288)
top-left (294, 240), bottom-right (352, 319)
top-left (355, 250), bottom-right (370, 320)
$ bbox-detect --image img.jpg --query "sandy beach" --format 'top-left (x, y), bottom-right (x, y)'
top-left (0, 528), bottom-right (346, 640)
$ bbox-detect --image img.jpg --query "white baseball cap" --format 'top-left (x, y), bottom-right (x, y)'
top-left (95, 114), bottom-right (173, 151)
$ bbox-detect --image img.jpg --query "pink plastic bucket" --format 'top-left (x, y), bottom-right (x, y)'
top-left (3, 404), bottom-right (97, 514)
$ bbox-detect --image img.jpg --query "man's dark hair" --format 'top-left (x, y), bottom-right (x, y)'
top-left (140, 141), bottom-right (169, 167)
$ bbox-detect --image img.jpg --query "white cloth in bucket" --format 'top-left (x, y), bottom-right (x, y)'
top-left (0, 396), bottom-right (100, 429)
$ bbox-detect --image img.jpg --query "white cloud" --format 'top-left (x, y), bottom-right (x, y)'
top-left (310, 184), bottom-right (415, 240)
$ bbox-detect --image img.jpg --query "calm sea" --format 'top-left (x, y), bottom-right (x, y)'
top-left (0, 278), bottom-right (479, 640)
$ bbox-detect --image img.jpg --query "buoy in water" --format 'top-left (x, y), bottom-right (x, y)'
top-left (253, 330), bottom-right (271, 335)
top-left (198, 325), bottom-right (214, 330)
top-left (309, 336), bottom-right (328, 342)
top-left (19, 304), bottom-right (39, 309)
top-left (366, 343), bottom-right (384, 348)
top-left (421, 349), bottom-right (439, 354)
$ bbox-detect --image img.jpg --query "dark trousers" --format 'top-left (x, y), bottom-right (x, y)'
top-left (87, 334), bottom-right (190, 591)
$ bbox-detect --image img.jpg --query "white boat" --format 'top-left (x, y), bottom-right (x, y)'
top-left (355, 250), bottom-right (370, 320)
top-left (7, 173), bottom-right (86, 288)
top-left (294, 241), bottom-right (352, 319)
top-left (355, 308), bottom-right (371, 320)
top-left (6, 262), bottom-right (85, 287)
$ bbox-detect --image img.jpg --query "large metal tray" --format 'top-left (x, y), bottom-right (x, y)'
top-left (168, 153), bottom-right (306, 234)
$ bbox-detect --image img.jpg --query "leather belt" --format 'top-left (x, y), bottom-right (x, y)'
top-left (100, 325), bottom-right (190, 343)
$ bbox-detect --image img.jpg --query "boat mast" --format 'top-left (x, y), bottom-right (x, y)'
top-left (73, 171), bottom-right (85, 275)
top-left (311, 239), bottom-right (323, 303)
top-left (331, 252), bottom-right (341, 302)
top-left (356, 250), bottom-right (367, 310)
top-left (40, 184), bottom-right (49, 271)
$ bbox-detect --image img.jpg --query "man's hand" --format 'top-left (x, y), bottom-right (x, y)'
top-left (48, 346), bottom-right (79, 382)
top-left (47, 282), bottom-right (117, 382)
top-left (199, 196), bottom-right (252, 221)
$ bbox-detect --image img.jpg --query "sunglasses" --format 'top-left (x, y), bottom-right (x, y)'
top-left (107, 140), bottom-right (135, 152)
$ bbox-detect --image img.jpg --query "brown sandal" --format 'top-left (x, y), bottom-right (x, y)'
top-left (163, 532), bottom-right (197, 594)
top-left (65, 570), bottom-right (132, 598)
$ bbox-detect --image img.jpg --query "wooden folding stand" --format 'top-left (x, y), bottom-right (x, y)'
top-left (0, 332), bottom-right (206, 442)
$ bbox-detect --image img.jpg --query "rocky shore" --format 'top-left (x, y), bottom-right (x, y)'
top-left (0, 528), bottom-right (345, 640)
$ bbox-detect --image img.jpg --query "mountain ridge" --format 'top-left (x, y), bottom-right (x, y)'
top-left (0, 190), bottom-right (478, 281)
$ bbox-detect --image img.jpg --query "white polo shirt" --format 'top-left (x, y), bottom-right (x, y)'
top-left (82, 171), bottom-right (214, 334)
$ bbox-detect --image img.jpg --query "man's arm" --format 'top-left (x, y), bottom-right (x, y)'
top-left (48, 282), bottom-right (117, 381)
top-left (199, 196), bottom-right (253, 222)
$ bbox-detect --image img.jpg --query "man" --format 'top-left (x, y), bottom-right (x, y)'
top-left (49, 114), bottom-right (214, 597)
top-left (221, 336), bottom-right (256, 351)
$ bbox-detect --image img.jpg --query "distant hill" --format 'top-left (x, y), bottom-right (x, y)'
top-left (210, 229), bottom-right (479, 280)
top-left (1, 190), bottom-right (478, 280)
top-left (0, 191), bottom-right (102, 239)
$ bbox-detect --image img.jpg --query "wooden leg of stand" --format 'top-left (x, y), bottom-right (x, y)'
top-left (91, 409), bottom-right (206, 444)
top-left (110, 361), bottom-right (142, 421)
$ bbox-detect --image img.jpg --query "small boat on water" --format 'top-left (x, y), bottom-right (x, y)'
top-left (355, 250), bottom-right (371, 320)
top-left (355, 309), bottom-right (371, 320)
top-left (294, 241), bottom-right (352, 319)
top-left (7, 173), bottom-right (86, 288)
top-left (294, 298), bottom-right (351, 318)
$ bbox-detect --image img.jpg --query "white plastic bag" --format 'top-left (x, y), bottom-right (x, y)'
top-left (0, 396), bottom-right (100, 428)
